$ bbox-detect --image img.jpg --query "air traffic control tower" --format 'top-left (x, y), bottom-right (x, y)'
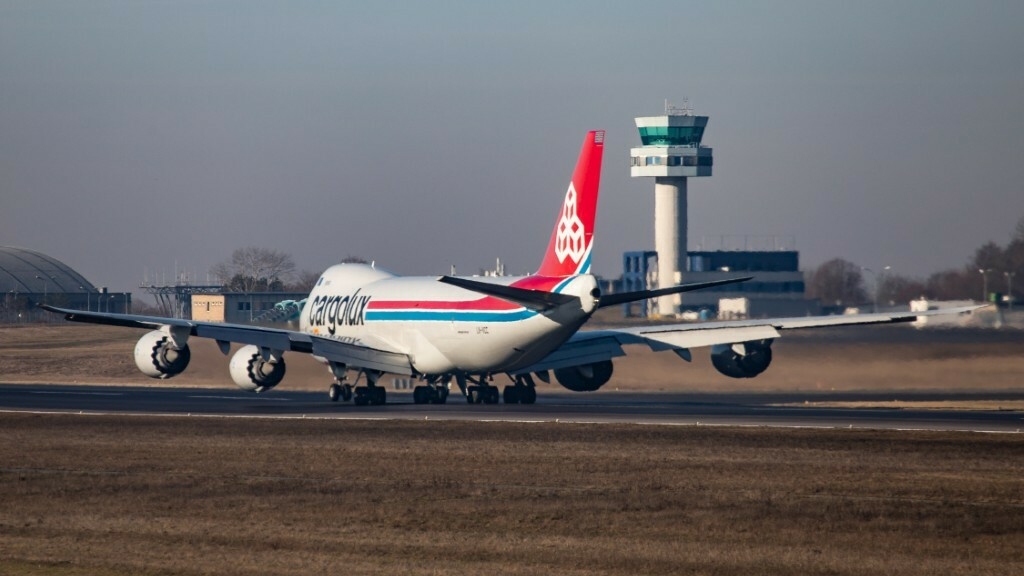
top-left (630, 102), bottom-right (713, 316)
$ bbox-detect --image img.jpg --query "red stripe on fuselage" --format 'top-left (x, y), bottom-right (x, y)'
top-left (365, 275), bottom-right (570, 311)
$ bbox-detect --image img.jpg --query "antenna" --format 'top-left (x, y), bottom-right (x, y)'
top-left (665, 98), bottom-right (693, 117)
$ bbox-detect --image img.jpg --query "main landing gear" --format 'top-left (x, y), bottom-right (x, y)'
top-left (455, 374), bottom-right (537, 404)
top-left (328, 382), bottom-right (352, 402)
top-left (454, 374), bottom-right (498, 404)
top-left (325, 368), bottom-right (537, 406)
top-left (502, 374), bottom-right (537, 405)
top-left (353, 385), bottom-right (386, 406)
top-left (413, 375), bottom-right (450, 404)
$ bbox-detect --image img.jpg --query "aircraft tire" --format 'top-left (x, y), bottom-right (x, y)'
top-left (431, 388), bottom-right (448, 404)
top-left (503, 386), bottom-right (519, 404)
top-left (413, 386), bottom-right (429, 404)
top-left (484, 387), bottom-right (500, 405)
top-left (328, 383), bottom-right (342, 402)
top-left (520, 386), bottom-right (537, 405)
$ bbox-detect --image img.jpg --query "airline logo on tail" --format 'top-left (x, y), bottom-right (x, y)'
top-left (536, 130), bottom-right (604, 278)
top-left (554, 184), bottom-right (586, 264)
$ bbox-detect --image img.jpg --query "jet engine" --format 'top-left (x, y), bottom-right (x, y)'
top-left (554, 360), bottom-right (614, 392)
top-left (134, 330), bottom-right (191, 379)
top-left (710, 339), bottom-right (773, 379)
top-left (229, 345), bottom-right (286, 391)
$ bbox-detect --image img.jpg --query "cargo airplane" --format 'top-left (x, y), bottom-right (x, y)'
top-left (43, 131), bottom-right (980, 405)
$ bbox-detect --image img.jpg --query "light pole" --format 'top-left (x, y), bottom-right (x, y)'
top-left (35, 275), bottom-right (47, 304)
top-left (1006, 272), bottom-right (1016, 311)
top-left (979, 268), bottom-right (992, 303)
top-left (861, 267), bottom-right (878, 313)
top-left (880, 265), bottom-right (892, 307)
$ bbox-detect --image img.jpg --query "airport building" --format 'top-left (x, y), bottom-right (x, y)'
top-left (625, 104), bottom-right (817, 319)
top-left (0, 246), bottom-right (131, 322)
top-left (192, 292), bottom-right (308, 324)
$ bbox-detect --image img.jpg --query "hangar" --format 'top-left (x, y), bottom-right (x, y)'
top-left (0, 246), bottom-right (130, 321)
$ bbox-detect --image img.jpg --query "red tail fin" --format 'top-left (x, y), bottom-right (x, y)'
top-left (536, 130), bottom-right (604, 277)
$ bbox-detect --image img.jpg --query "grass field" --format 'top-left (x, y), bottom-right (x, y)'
top-left (2, 415), bottom-right (1023, 575)
top-left (2, 322), bottom-right (1024, 574)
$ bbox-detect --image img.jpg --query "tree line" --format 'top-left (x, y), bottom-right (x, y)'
top-left (210, 247), bottom-right (366, 293)
top-left (807, 217), bottom-right (1024, 307)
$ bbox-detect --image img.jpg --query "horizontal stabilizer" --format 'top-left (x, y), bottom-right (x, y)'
top-left (597, 277), bottom-right (753, 309)
top-left (438, 276), bottom-right (578, 312)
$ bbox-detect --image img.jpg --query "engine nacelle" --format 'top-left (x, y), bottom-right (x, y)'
top-left (710, 339), bottom-right (773, 379)
top-left (134, 330), bottom-right (191, 379)
top-left (554, 360), bottom-right (614, 392)
top-left (229, 345), bottom-right (286, 391)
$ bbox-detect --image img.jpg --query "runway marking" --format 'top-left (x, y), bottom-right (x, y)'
top-left (30, 391), bottom-right (124, 396)
top-left (0, 408), bottom-right (1020, 434)
top-left (187, 395), bottom-right (291, 401)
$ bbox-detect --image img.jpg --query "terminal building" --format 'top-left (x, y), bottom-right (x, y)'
top-left (623, 104), bottom-right (818, 319)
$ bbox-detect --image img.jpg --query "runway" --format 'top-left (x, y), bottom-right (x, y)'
top-left (2, 383), bottom-right (1023, 432)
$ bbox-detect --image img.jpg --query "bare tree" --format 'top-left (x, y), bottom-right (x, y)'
top-left (878, 273), bottom-right (927, 306)
top-left (211, 247), bottom-right (296, 292)
top-left (971, 241), bottom-right (1005, 274)
top-left (806, 258), bottom-right (868, 307)
top-left (289, 270), bottom-right (323, 293)
top-left (925, 269), bottom-right (973, 300)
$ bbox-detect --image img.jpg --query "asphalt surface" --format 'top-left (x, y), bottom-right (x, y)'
top-left (2, 383), bottom-right (1024, 432)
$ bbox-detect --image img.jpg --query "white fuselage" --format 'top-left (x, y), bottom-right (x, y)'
top-left (299, 263), bottom-right (597, 375)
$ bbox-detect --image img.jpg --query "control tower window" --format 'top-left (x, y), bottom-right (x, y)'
top-left (639, 126), bottom-right (706, 146)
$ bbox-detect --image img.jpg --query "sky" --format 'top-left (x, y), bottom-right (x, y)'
top-left (2, 1), bottom-right (1022, 299)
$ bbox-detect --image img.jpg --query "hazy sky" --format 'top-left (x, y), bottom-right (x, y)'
top-left (2, 1), bottom-right (1022, 297)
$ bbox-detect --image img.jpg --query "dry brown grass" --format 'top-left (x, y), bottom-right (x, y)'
top-left (3, 323), bottom-right (1024, 574)
top-left (1, 415), bottom-right (1023, 575)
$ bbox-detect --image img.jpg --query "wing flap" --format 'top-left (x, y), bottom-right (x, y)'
top-left (512, 332), bottom-right (628, 374)
top-left (310, 336), bottom-right (414, 375)
top-left (635, 325), bottom-right (781, 349)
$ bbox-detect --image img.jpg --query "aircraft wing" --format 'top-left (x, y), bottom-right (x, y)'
top-left (516, 305), bottom-right (985, 374)
top-left (39, 305), bottom-right (414, 375)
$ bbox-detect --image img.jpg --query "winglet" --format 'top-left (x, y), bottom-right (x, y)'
top-left (536, 130), bottom-right (604, 277)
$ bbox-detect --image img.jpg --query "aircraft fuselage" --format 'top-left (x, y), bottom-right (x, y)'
top-left (300, 263), bottom-right (598, 375)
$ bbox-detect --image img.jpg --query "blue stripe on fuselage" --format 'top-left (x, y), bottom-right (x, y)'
top-left (366, 309), bottom-right (537, 323)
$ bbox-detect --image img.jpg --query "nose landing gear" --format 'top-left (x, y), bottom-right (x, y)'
top-left (327, 366), bottom-right (386, 405)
